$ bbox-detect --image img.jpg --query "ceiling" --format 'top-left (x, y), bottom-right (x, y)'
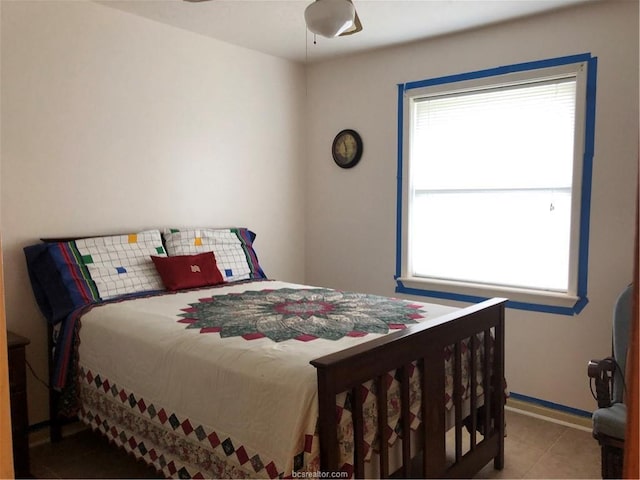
top-left (97, 0), bottom-right (595, 64)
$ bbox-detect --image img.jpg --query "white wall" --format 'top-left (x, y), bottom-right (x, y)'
top-left (305, 0), bottom-right (639, 412)
top-left (1, 1), bottom-right (306, 424)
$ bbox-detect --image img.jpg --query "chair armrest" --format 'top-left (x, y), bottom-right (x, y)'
top-left (588, 358), bottom-right (616, 408)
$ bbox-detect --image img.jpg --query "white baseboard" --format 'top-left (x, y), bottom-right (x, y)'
top-left (506, 397), bottom-right (592, 432)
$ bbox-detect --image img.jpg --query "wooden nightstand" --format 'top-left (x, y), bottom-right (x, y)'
top-left (7, 331), bottom-right (30, 478)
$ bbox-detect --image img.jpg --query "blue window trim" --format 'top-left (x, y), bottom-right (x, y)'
top-left (395, 53), bottom-right (597, 316)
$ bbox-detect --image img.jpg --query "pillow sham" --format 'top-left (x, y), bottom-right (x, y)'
top-left (24, 230), bottom-right (167, 324)
top-left (74, 230), bottom-right (166, 300)
top-left (163, 228), bottom-right (266, 283)
top-left (151, 252), bottom-right (225, 291)
top-left (24, 241), bottom-right (100, 324)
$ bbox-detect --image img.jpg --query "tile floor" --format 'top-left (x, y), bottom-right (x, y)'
top-left (27, 409), bottom-right (602, 479)
top-left (475, 409), bottom-right (601, 479)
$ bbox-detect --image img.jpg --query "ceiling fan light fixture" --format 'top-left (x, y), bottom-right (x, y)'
top-left (304, 0), bottom-right (355, 38)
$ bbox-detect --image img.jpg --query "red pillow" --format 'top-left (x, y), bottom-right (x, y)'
top-left (151, 252), bottom-right (224, 291)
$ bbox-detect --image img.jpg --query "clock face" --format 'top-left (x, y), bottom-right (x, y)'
top-left (332, 129), bottom-right (363, 168)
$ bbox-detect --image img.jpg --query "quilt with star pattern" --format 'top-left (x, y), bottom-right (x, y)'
top-left (74, 280), bottom-right (485, 478)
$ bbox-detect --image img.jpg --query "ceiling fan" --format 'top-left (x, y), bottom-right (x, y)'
top-left (183, 0), bottom-right (363, 39)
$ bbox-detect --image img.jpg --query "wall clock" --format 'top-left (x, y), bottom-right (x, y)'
top-left (332, 129), bottom-right (363, 169)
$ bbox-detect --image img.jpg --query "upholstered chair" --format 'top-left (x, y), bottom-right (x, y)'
top-left (587, 284), bottom-right (633, 479)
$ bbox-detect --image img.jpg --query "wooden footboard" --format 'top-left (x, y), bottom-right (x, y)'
top-left (311, 297), bottom-right (506, 479)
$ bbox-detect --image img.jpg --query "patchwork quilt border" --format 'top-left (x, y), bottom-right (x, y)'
top-left (78, 365), bottom-right (318, 479)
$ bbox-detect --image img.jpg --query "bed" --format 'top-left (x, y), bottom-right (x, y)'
top-left (24, 228), bottom-right (506, 479)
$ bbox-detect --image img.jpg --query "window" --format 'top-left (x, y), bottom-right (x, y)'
top-left (395, 54), bottom-right (597, 315)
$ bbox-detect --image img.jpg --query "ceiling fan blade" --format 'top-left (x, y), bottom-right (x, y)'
top-left (339, 1), bottom-right (363, 36)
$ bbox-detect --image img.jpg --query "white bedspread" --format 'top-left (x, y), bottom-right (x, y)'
top-left (77, 280), bottom-right (457, 476)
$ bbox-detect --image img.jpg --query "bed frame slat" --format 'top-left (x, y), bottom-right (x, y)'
top-left (419, 358), bottom-right (429, 478)
top-left (454, 340), bottom-right (463, 462)
top-left (470, 334), bottom-right (478, 450)
top-left (483, 328), bottom-right (492, 437)
top-left (352, 386), bottom-right (365, 478)
top-left (492, 313), bottom-right (506, 470)
top-left (376, 374), bottom-right (389, 478)
top-left (400, 364), bottom-right (411, 477)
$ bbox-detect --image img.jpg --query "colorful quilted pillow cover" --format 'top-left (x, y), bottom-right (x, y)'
top-left (151, 252), bottom-right (225, 291)
top-left (24, 230), bottom-right (167, 324)
top-left (24, 241), bottom-right (101, 325)
top-left (163, 228), bottom-right (266, 283)
top-left (74, 231), bottom-right (166, 300)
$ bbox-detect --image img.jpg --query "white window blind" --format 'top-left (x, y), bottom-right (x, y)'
top-left (408, 77), bottom-right (577, 292)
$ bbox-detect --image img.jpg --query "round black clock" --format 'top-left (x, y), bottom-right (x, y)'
top-left (332, 129), bottom-right (363, 169)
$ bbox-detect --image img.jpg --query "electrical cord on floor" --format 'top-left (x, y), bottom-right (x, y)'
top-left (25, 358), bottom-right (50, 389)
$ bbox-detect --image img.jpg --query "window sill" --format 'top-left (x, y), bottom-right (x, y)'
top-left (395, 276), bottom-right (587, 315)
